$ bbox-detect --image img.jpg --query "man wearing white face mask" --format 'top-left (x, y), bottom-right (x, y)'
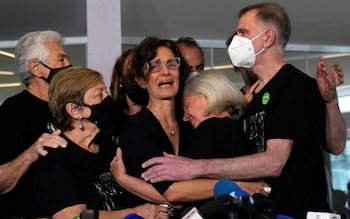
top-left (141, 3), bottom-right (344, 218)
top-left (225, 31), bottom-right (346, 153)
top-left (228, 31), bottom-right (266, 68)
top-left (226, 4), bottom-right (330, 215)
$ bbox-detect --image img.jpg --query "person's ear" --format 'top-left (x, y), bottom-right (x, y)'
top-left (29, 60), bottom-right (42, 77)
top-left (65, 103), bottom-right (82, 119)
top-left (264, 29), bottom-right (275, 48)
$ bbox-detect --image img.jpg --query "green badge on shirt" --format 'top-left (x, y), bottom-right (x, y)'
top-left (262, 92), bottom-right (270, 105)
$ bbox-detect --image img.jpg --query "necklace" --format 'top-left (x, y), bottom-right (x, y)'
top-left (147, 107), bottom-right (176, 137)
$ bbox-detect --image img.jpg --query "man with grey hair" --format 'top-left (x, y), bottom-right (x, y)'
top-left (0, 30), bottom-right (71, 218)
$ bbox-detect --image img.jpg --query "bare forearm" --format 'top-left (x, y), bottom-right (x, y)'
top-left (324, 101), bottom-right (346, 155)
top-left (163, 179), bottom-right (217, 202)
top-left (198, 152), bottom-right (284, 180)
top-left (117, 173), bottom-right (169, 204)
top-left (0, 149), bottom-right (35, 194)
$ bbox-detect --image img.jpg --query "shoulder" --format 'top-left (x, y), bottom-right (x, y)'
top-left (123, 107), bottom-right (157, 130)
top-left (280, 64), bottom-right (316, 84)
top-left (1, 90), bottom-right (47, 112)
top-left (195, 117), bottom-right (241, 135)
top-left (199, 117), bottom-right (239, 127)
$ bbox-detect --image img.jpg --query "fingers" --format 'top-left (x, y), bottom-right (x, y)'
top-left (158, 205), bottom-right (173, 218)
top-left (135, 203), bottom-right (172, 219)
top-left (37, 147), bottom-right (49, 156)
top-left (141, 166), bottom-right (159, 182)
top-left (331, 62), bottom-right (344, 86)
top-left (142, 166), bottom-right (172, 183)
top-left (37, 130), bottom-right (67, 149)
top-left (26, 130), bottom-right (67, 161)
top-left (142, 157), bottom-right (162, 169)
top-left (34, 131), bottom-right (67, 153)
top-left (245, 81), bottom-right (258, 103)
top-left (117, 147), bottom-right (123, 159)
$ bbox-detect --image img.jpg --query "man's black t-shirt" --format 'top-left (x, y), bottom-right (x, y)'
top-left (242, 64), bottom-right (329, 218)
top-left (0, 90), bottom-right (55, 217)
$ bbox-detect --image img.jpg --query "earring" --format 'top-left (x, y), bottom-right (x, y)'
top-left (78, 118), bottom-right (83, 129)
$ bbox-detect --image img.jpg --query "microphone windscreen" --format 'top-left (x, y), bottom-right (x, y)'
top-left (199, 194), bottom-right (235, 219)
top-left (252, 193), bottom-right (275, 211)
top-left (124, 213), bottom-right (144, 219)
top-left (213, 179), bottom-right (240, 197)
top-left (252, 193), bottom-right (275, 219)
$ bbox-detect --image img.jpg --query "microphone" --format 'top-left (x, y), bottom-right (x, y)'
top-left (199, 194), bottom-right (240, 219)
top-left (214, 179), bottom-right (254, 207)
top-left (252, 193), bottom-right (275, 219)
top-left (124, 213), bottom-right (144, 219)
top-left (181, 194), bottom-right (241, 219)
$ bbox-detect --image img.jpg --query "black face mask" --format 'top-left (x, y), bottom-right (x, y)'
top-left (39, 61), bottom-right (72, 83)
top-left (83, 95), bottom-right (116, 133)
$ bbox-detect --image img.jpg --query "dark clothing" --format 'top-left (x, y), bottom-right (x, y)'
top-left (120, 107), bottom-right (177, 204)
top-left (0, 90), bottom-right (55, 218)
top-left (110, 99), bottom-right (129, 146)
top-left (242, 64), bottom-right (329, 218)
top-left (119, 107), bottom-right (192, 218)
top-left (34, 134), bottom-right (121, 216)
top-left (180, 117), bottom-right (250, 159)
top-left (179, 116), bottom-right (251, 212)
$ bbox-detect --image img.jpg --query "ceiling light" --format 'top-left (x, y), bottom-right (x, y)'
top-left (204, 64), bottom-right (233, 70)
top-left (323, 53), bottom-right (350, 59)
top-left (0, 50), bottom-right (15, 58)
top-left (0, 71), bottom-right (15, 75)
top-left (0, 83), bottom-right (21, 88)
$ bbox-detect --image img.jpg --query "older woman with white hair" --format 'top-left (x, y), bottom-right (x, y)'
top-left (180, 70), bottom-right (250, 159)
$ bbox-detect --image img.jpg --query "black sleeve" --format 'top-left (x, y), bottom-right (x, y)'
top-left (35, 154), bottom-right (84, 216)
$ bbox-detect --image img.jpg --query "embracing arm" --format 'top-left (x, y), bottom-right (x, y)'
top-left (196, 138), bottom-right (292, 180)
top-left (163, 178), bottom-right (218, 203)
top-left (316, 57), bottom-right (346, 155)
top-left (142, 139), bottom-right (292, 182)
top-left (0, 130), bottom-right (67, 194)
top-left (110, 148), bottom-right (171, 205)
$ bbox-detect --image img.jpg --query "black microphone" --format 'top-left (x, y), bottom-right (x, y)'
top-left (251, 193), bottom-right (275, 219)
top-left (199, 194), bottom-right (240, 219)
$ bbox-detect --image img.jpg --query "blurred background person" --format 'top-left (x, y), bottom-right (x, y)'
top-left (110, 48), bottom-right (148, 146)
top-left (176, 37), bottom-right (205, 78)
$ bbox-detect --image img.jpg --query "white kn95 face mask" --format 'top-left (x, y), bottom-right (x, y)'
top-left (227, 32), bottom-right (265, 68)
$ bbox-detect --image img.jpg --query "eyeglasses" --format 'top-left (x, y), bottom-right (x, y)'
top-left (145, 57), bottom-right (181, 73)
